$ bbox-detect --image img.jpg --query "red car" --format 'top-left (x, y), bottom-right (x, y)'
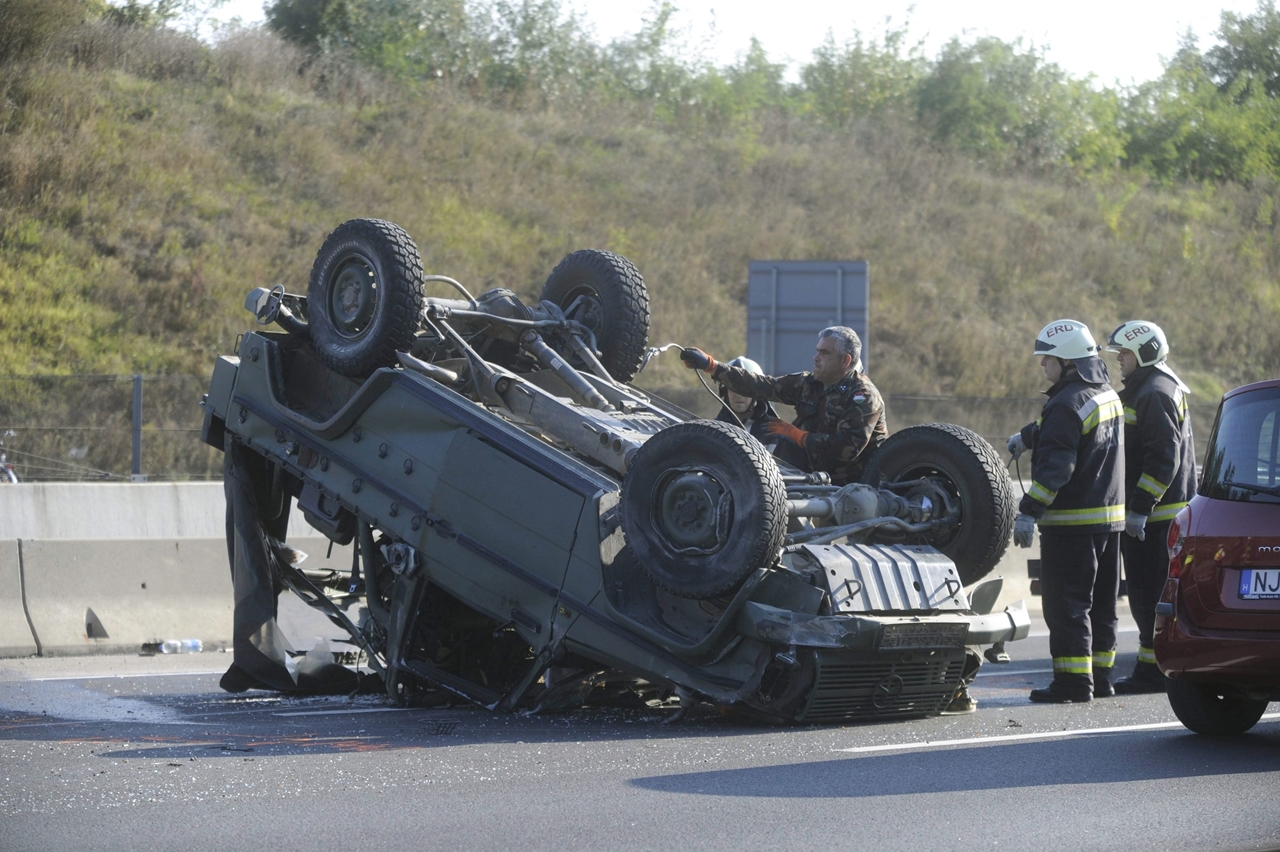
top-left (1156, 378), bottom-right (1280, 734)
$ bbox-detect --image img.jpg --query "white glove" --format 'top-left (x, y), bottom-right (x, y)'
top-left (1007, 432), bottom-right (1027, 461)
top-left (1013, 514), bottom-right (1036, 548)
top-left (1125, 511), bottom-right (1147, 541)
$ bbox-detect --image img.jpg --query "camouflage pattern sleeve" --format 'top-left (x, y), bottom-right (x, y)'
top-left (712, 364), bottom-right (807, 407)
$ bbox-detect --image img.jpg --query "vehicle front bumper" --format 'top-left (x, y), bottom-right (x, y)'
top-left (737, 598), bottom-right (1031, 651)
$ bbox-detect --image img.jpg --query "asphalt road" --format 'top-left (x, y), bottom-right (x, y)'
top-left (2, 623), bottom-right (1278, 852)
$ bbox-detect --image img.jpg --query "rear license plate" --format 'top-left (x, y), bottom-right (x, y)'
top-left (878, 623), bottom-right (968, 650)
top-left (1240, 569), bottom-right (1280, 599)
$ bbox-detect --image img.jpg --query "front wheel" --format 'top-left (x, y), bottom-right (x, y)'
top-left (862, 423), bottom-right (1014, 585)
top-left (622, 420), bottom-right (786, 599)
top-left (307, 219), bottom-right (425, 378)
top-left (1166, 678), bottom-right (1268, 735)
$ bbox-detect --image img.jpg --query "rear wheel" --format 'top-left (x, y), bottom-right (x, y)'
top-left (1166, 678), bottom-right (1268, 735)
top-left (307, 219), bottom-right (425, 377)
top-left (862, 423), bottom-right (1014, 585)
top-left (622, 420), bottom-right (786, 599)
top-left (541, 250), bottom-right (649, 383)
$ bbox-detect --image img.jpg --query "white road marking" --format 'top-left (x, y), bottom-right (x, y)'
top-left (837, 713), bottom-right (1280, 754)
top-left (974, 668), bottom-right (1051, 678)
top-left (22, 671), bottom-right (226, 682)
top-left (274, 707), bottom-right (421, 717)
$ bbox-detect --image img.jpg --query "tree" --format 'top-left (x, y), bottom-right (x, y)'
top-left (800, 22), bottom-right (925, 125)
top-left (916, 36), bottom-right (1112, 168)
top-left (1206, 0), bottom-right (1280, 99)
top-left (264, 0), bottom-right (346, 50)
top-left (103, 0), bottom-right (184, 28)
top-left (472, 0), bottom-right (596, 102)
top-left (265, 0), bottom-right (469, 79)
top-left (1124, 38), bottom-right (1280, 182)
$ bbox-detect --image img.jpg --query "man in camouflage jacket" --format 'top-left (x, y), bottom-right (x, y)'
top-left (680, 327), bottom-right (887, 485)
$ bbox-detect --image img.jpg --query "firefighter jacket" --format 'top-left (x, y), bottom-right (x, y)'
top-left (1118, 363), bottom-right (1196, 523)
top-left (711, 364), bottom-right (887, 485)
top-left (1018, 360), bottom-right (1125, 534)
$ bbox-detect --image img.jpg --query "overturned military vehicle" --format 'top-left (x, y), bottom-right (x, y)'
top-left (201, 218), bottom-right (1028, 723)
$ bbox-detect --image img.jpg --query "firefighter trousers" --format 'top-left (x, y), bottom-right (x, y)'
top-left (1039, 530), bottom-right (1121, 690)
top-left (1121, 519), bottom-right (1172, 667)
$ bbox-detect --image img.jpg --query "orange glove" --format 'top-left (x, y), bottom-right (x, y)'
top-left (766, 419), bottom-right (809, 447)
top-left (680, 347), bottom-right (717, 374)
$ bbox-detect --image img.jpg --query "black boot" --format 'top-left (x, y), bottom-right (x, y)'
top-left (1030, 678), bottom-right (1093, 704)
top-left (1114, 662), bottom-right (1167, 695)
top-left (1094, 666), bottom-right (1115, 698)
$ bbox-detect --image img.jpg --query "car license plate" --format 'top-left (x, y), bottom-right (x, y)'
top-left (1239, 568), bottom-right (1280, 599)
top-left (878, 623), bottom-right (968, 650)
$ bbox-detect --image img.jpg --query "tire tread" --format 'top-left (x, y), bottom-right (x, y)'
top-left (543, 249), bottom-right (650, 382)
top-left (863, 422), bottom-right (1015, 584)
top-left (624, 419), bottom-right (786, 598)
top-left (308, 218), bottom-right (425, 377)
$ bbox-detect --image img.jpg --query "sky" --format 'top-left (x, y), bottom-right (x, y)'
top-left (205, 0), bottom-right (1263, 87)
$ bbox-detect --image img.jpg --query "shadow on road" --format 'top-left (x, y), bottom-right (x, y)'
top-left (629, 724), bottom-right (1280, 797)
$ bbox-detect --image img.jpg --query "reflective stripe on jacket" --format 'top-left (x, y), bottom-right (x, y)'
top-left (1119, 364), bottom-right (1197, 522)
top-left (1019, 377), bottom-right (1126, 533)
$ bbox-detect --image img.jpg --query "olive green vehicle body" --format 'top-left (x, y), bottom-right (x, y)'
top-left (203, 330), bottom-right (1029, 722)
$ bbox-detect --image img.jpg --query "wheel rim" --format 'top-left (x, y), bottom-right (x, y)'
top-left (651, 468), bottom-right (731, 554)
top-left (327, 254), bottom-right (379, 339)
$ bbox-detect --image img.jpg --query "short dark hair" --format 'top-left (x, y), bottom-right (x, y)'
top-left (819, 326), bottom-right (861, 364)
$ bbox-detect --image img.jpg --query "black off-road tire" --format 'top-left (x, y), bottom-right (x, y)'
top-left (307, 219), bottom-right (425, 377)
top-left (622, 420), bottom-right (786, 599)
top-left (861, 423), bottom-right (1014, 585)
top-left (1166, 678), bottom-right (1268, 735)
top-left (541, 250), bottom-right (650, 383)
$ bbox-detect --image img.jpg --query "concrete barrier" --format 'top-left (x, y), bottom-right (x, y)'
top-left (14, 535), bottom-right (355, 657)
top-left (0, 483), bottom-right (355, 658)
top-left (0, 540), bottom-right (37, 657)
top-left (990, 538), bottom-right (1041, 617)
top-left (0, 482), bottom-right (327, 540)
top-left (19, 539), bottom-right (234, 656)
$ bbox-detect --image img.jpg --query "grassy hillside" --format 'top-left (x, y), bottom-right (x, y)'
top-left (2, 22), bottom-right (1280, 401)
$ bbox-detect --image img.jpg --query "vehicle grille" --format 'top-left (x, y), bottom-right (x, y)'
top-left (800, 651), bottom-right (965, 722)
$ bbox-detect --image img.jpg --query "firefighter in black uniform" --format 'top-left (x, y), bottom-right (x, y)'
top-left (680, 327), bottom-right (887, 486)
top-left (1008, 319), bottom-right (1125, 703)
top-left (1105, 321), bottom-right (1196, 694)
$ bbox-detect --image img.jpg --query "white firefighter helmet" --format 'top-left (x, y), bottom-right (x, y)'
top-left (1105, 320), bottom-right (1169, 367)
top-left (1033, 319), bottom-right (1099, 361)
top-left (726, 356), bottom-right (764, 375)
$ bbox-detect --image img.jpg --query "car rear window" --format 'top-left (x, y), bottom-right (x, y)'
top-left (1201, 385), bottom-right (1280, 503)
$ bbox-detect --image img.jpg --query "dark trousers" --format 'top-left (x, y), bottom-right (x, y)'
top-left (1121, 519), bottom-right (1172, 659)
top-left (1040, 530), bottom-right (1121, 689)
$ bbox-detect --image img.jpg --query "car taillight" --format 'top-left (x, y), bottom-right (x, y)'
top-left (1167, 506), bottom-right (1191, 578)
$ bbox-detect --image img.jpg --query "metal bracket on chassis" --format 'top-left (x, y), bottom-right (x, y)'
top-left (394, 645), bottom-right (557, 712)
top-left (273, 557), bottom-right (386, 675)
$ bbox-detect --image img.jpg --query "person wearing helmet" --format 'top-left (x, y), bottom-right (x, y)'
top-left (713, 356), bottom-right (808, 468)
top-left (715, 356), bottom-right (779, 442)
top-left (1008, 320), bottom-right (1125, 703)
top-left (681, 327), bottom-right (886, 485)
top-left (1105, 320), bottom-right (1195, 695)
